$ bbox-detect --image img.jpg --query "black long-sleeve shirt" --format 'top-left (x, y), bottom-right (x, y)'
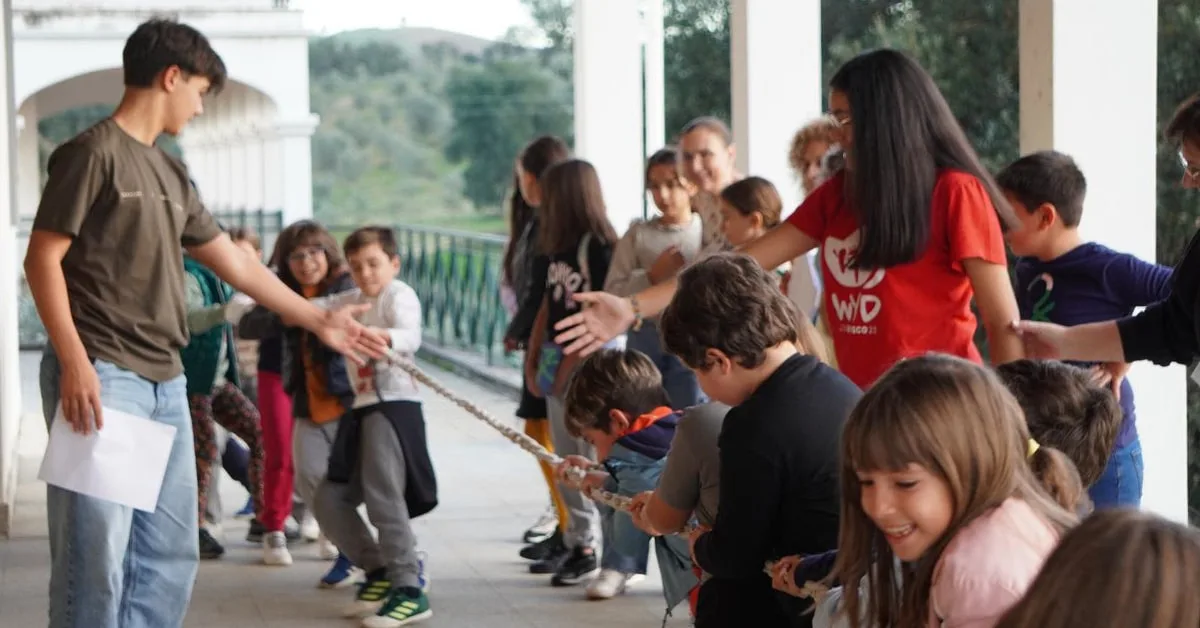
top-left (693, 353), bottom-right (862, 625)
top-left (1117, 229), bottom-right (1200, 365)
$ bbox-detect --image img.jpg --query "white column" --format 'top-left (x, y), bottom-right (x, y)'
top-left (0, 0), bottom-right (24, 536)
top-left (262, 127), bottom-right (284, 217)
top-left (731, 0), bottom-right (824, 319)
top-left (574, 0), bottom-right (645, 233)
top-left (15, 99), bottom-right (37, 220)
top-left (1019, 0), bottom-right (1184, 521)
top-left (274, 115), bottom-right (318, 225)
top-left (245, 125), bottom-right (266, 212)
top-left (730, 0), bottom-right (823, 213)
top-left (642, 0), bottom-right (665, 156)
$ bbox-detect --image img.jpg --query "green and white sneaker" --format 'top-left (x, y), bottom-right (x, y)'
top-left (361, 588), bottom-right (432, 628)
top-left (342, 569), bottom-right (391, 619)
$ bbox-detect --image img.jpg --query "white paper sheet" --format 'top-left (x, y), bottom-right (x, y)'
top-left (37, 405), bottom-right (177, 513)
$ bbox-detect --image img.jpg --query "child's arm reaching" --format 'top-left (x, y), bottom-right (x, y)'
top-left (525, 297), bottom-right (549, 396)
top-left (379, 283), bottom-right (423, 354)
top-left (1104, 252), bottom-right (1175, 307)
top-left (184, 273), bottom-right (232, 334)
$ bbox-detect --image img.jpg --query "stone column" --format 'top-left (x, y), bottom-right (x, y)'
top-left (0, 0), bottom-right (24, 536)
top-left (273, 115), bottom-right (318, 225)
top-left (574, 0), bottom-right (646, 234)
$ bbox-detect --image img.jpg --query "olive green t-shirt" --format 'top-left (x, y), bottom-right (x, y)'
top-left (32, 118), bottom-right (222, 382)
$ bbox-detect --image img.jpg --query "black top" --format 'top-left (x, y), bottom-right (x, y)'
top-left (544, 233), bottom-right (613, 333)
top-left (693, 353), bottom-right (861, 625)
top-left (1117, 228), bottom-right (1200, 365)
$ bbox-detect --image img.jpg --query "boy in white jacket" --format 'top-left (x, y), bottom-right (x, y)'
top-left (312, 227), bottom-right (437, 628)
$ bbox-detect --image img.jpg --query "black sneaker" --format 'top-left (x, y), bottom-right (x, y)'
top-left (519, 528), bottom-right (563, 561)
top-left (246, 518), bottom-right (301, 544)
top-left (549, 546), bottom-right (599, 586)
top-left (528, 542), bottom-right (570, 575)
top-left (199, 528), bottom-right (225, 560)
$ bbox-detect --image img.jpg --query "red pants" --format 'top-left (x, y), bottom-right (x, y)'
top-left (258, 371), bottom-right (295, 532)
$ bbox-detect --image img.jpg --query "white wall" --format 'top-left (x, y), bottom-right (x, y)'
top-left (0, 0), bottom-right (24, 536)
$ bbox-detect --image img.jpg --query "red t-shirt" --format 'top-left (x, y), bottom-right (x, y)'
top-left (787, 169), bottom-right (1007, 389)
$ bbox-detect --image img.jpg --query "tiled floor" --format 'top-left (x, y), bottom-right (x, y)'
top-left (0, 352), bottom-right (689, 627)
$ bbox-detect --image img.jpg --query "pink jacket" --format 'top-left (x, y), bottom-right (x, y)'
top-left (928, 498), bottom-right (1059, 628)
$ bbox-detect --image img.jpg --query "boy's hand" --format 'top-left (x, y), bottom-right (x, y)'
top-left (1090, 362), bottom-right (1130, 399)
top-left (770, 555), bottom-right (808, 598)
top-left (555, 455), bottom-right (594, 483)
top-left (629, 491), bottom-right (661, 535)
top-left (647, 246), bottom-right (685, 284)
top-left (367, 327), bottom-right (394, 348)
top-left (313, 303), bottom-right (387, 366)
top-left (60, 358), bottom-right (103, 434)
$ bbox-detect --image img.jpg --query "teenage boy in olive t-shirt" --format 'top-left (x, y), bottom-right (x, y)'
top-left (24, 19), bottom-right (385, 628)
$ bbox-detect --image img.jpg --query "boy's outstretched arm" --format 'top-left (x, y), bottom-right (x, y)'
top-left (188, 234), bottom-right (386, 364)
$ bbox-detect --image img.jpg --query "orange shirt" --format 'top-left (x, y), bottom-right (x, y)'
top-left (786, 170), bottom-right (1007, 389)
top-left (301, 284), bottom-right (346, 424)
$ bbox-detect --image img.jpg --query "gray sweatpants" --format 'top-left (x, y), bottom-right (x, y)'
top-left (547, 395), bottom-right (599, 550)
top-left (293, 417), bottom-right (338, 509)
top-left (313, 410), bottom-right (420, 587)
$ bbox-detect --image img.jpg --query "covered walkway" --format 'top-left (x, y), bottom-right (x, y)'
top-left (0, 351), bottom-right (689, 626)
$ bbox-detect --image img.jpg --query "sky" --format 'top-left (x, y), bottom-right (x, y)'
top-left (294, 0), bottom-right (536, 40)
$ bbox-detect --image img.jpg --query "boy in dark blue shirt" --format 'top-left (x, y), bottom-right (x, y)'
top-left (998, 150), bottom-right (1173, 508)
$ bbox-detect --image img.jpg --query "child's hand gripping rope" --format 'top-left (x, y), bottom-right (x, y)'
top-left (381, 350), bottom-right (679, 526)
top-left (764, 557), bottom-right (831, 601)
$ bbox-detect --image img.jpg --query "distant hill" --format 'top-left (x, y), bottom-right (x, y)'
top-left (327, 26), bottom-right (497, 58)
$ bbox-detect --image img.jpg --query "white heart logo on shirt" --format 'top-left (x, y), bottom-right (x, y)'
top-left (824, 230), bottom-right (885, 289)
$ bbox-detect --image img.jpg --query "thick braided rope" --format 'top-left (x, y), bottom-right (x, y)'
top-left (386, 353), bottom-right (836, 595)
top-left (386, 352), bottom-right (635, 514)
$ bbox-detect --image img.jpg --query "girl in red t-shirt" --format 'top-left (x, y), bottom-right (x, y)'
top-left (553, 48), bottom-right (1023, 389)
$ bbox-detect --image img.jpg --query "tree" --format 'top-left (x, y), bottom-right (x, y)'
top-left (444, 52), bottom-right (573, 208)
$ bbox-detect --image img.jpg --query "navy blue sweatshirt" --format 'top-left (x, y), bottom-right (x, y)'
top-left (1014, 242), bottom-right (1173, 447)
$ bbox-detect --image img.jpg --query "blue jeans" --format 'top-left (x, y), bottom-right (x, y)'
top-left (1088, 439), bottom-right (1144, 510)
top-left (40, 352), bottom-right (199, 628)
top-left (627, 321), bottom-right (706, 409)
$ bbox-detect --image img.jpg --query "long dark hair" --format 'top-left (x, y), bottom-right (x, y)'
top-left (829, 49), bottom-right (1016, 269)
top-left (519, 135), bottom-right (571, 183)
top-left (270, 219), bottom-right (346, 293)
top-left (538, 159), bottom-right (618, 254)
top-left (503, 170), bottom-right (537, 285)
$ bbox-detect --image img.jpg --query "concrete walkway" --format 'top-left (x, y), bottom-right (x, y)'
top-left (0, 351), bottom-right (689, 627)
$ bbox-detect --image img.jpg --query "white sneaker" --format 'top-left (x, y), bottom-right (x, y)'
top-left (262, 531), bottom-right (294, 566)
top-left (585, 569), bottom-right (636, 600)
top-left (318, 533), bottom-right (339, 560)
top-left (301, 514), bottom-right (321, 542)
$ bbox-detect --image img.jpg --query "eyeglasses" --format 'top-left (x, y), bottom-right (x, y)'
top-left (287, 247), bottom-right (324, 263)
top-left (829, 111), bottom-right (852, 127)
top-left (1180, 151), bottom-right (1200, 180)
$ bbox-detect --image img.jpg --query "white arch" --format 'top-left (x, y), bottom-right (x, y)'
top-left (17, 67), bottom-right (278, 121)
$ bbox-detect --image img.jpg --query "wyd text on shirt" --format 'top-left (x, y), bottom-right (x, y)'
top-left (38, 405), bottom-right (176, 512)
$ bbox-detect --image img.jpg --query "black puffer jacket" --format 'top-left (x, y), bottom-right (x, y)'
top-left (504, 217), bottom-right (549, 420)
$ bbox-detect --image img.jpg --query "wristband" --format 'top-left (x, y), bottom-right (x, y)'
top-left (630, 295), bottom-right (644, 332)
